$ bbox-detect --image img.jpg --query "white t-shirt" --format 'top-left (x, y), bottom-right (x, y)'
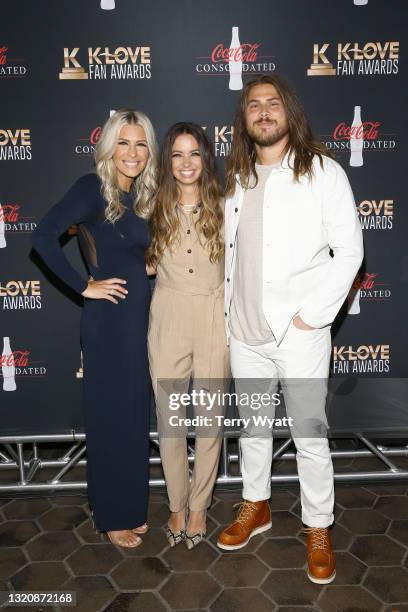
top-left (230, 163), bottom-right (279, 345)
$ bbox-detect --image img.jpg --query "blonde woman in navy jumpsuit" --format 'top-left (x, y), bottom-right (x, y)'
top-left (32, 109), bottom-right (157, 548)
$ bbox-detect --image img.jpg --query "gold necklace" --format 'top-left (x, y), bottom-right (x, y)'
top-left (178, 200), bottom-right (202, 212)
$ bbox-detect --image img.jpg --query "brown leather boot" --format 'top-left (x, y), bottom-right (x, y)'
top-left (217, 500), bottom-right (272, 550)
top-left (304, 527), bottom-right (336, 584)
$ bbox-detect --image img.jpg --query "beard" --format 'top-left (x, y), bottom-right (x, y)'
top-left (247, 119), bottom-right (289, 147)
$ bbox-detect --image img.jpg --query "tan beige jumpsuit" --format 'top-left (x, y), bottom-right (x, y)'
top-left (148, 205), bottom-right (230, 512)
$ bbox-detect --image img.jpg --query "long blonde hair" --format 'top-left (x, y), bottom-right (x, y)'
top-left (146, 122), bottom-right (224, 267)
top-left (95, 109), bottom-right (157, 222)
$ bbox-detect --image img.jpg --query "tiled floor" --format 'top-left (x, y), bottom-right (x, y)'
top-left (1, 461), bottom-right (408, 611)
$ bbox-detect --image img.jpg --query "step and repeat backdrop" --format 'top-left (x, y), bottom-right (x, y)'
top-left (0, 0), bottom-right (407, 435)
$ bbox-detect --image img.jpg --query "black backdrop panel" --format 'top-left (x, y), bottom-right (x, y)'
top-left (1, 0), bottom-right (407, 434)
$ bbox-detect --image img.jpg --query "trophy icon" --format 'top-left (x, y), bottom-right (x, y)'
top-left (307, 44), bottom-right (336, 76)
top-left (59, 49), bottom-right (88, 80)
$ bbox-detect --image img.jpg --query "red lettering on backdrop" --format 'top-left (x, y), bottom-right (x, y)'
top-left (211, 43), bottom-right (260, 63)
top-left (333, 122), bottom-right (381, 141)
top-left (0, 204), bottom-right (20, 223)
top-left (0, 350), bottom-right (30, 367)
top-left (360, 273), bottom-right (377, 290)
top-left (0, 47), bottom-right (8, 65)
top-left (90, 126), bottom-right (102, 145)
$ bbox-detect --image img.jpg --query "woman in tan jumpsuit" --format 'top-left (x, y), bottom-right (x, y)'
top-left (146, 122), bottom-right (229, 549)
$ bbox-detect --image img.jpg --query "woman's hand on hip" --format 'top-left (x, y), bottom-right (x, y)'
top-left (81, 278), bottom-right (128, 304)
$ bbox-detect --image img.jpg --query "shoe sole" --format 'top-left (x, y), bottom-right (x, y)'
top-left (217, 521), bottom-right (272, 550)
top-left (307, 570), bottom-right (336, 584)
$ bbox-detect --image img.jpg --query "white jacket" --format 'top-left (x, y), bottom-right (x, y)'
top-left (224, 153), bottom-right (364, 345)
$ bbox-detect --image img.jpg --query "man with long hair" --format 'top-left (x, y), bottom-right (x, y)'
top-left (217, 75), bottom-right (363, 585)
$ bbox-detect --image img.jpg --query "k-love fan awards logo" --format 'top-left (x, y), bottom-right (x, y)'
top-left (347, 272), bottom-right (392, 315)
top-left (307, 40), bottom-right (400, 76)
top-left (1, 336), bottom-right (47, 392)
top-left (203, 125), bottom-right (234, 158)
top-left (357, 198), bottom-right (394, 231)
top-left (0, 46), bottom-right (28, 78)
top-left (320, 107), bottom-right (396, 167)
top-left (0, 280), bottom-right (42, 310)
top-left (0, 203), bottom-right (37, 249)
top-left (195, 26), bottom-right (276, 90)
top-left (0, 128), bottom-right (32, 161)
top-left (332, 343), bottom-right (390, 375)
top-left (59, 45), bottom-right (151, 80)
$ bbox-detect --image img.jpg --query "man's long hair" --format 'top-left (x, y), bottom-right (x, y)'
top-left (225, 74), bottom-right (331, 196)
top-left (146, 122), bottom-right (224, 267)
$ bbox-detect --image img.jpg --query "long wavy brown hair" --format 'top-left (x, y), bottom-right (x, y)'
top-left (146, 122), bottom-right (224, 267)
top-left (225, 74), bottom-right (331, 196)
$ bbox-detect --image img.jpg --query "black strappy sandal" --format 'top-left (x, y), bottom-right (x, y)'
top-left (185, 530), bottom-right (206, 550)
top-left (166, 525), bottom-right (186, 547)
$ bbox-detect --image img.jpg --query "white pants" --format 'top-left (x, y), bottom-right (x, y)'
top-left (230, 320), bottom-right (334, 528)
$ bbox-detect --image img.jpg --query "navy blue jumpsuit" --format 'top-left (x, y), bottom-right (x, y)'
top-left (32, 173), bottom-right (151, 531)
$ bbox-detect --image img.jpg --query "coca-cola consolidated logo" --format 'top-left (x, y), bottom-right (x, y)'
top-left (308, 41), bottom-right (400, 76)
top-left (1, 336), bottom-right (47, 392)
top-left (347, 272), bottom-right (392, 315)
top-left (0, 203), bottom-right (37, 249)
top-left (332, 344), bottom-right (390, 374)
top-left (356, 273), bottom-right (391, 301)
top-left (75, 125), bottom-right (102, 156)
top-left (0, 128), bottom-right (32, 160)
top-left (0, 281), bottom-right (42, 310)
top-left (0, 46), bottom-right (28, 78)
top-left (59, 46), bottom-right (151, 80)
top-left (195, 26), bottom-right (276, 90)
top-left (320, 107), bottom-right (396, 167)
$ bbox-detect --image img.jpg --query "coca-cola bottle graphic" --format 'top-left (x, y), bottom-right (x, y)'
top-left (349, 105), bottom-right (364, 167)
top-left (76, 351), bottom-right (84, 379)
top-left (347, 274), bottom-right (361, 315)
top-left (229, 26), bottom-right (243, 91)
top-left (101, 0), bottom-right (115, 9)
top-left (2, 337), bottom-right (16, 391)
top-left (354, 0), bottom-right (368, 5)
top-left (0, 204), bottom-right (6, 248)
